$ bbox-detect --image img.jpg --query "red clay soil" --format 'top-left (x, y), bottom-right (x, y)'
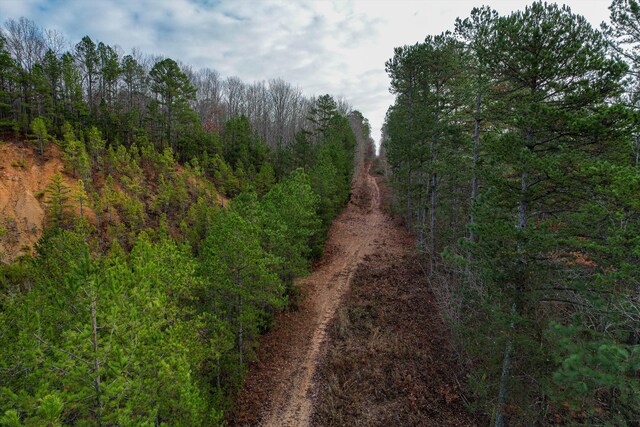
top-left (0, 141), bottom-right (81, 262)
top-left (231, 164), bottom-right (480, 426)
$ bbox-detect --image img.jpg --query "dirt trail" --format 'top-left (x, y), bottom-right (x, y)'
top-left (233, 163), bottom-right (479, 426)
top-left (233, 162), bottom-right (391, 426)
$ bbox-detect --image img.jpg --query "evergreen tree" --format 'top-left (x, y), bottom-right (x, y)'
top-left (259, 169), bottom-right (320, 284)
top-left (307, 94), bottom-right (338, 141)
top-left (30, 116), bottom-right (48, 156)
top-left (62, 125), bottom-right (91, 182)
top-left (75, 36), bottom-right (98, 114)
top-left (222, 114), bottom-right (267, 172)
top-left (382, 2), bottom-right (638, 424)
top-left (149, 58), bottom-right (197, 153)
top-left (0, 34), bottom-right (16, 129)
top-left (60, 52), bottom-right (87, 124)
top-left (200, 208), bottom-right (284, 375)
top-left (86, 125), bottom-right (106, 170)
top-left (0, 16), bottom-right (368, 426)
top-left (44, 172), bottom-right (71, 227)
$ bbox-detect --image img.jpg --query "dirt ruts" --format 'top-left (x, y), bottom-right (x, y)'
top-left (231, 162), bottom-right (478, 426)
top-left (232, 163), bottom-right (385, 426)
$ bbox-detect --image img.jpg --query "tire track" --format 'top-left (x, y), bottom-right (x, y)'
top-left (233, 163), bottom-right (385, 426)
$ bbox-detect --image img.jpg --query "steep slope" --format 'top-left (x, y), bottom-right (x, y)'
top-left (0, 139), bottom-right (226, 263)
top-left (0, 142), bottom-right (71, 261)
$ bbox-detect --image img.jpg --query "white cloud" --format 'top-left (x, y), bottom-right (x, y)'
top-left (0, 0), bottom-right (613, 146)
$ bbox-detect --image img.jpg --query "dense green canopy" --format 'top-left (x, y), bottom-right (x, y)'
top-left (383, 1), bottom-right (640, 424)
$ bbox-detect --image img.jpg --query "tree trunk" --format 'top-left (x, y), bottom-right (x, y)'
top-left (418, 171), bottom-right (428, 250)
top-left (430, 172), bottom-right (438, 275)
top-left (495, 303), bottom-right (516, 427)
top-left (470, 93), bottom-right (482, 244)
top-left (429, 129), bottom-right (438, 275)
top-left (406, 84), bottom-right (414, 231)
top-left (518, 170), bottom-right (528, 235)
top-left (237, 270), bottom-right (243, 366)
top-left (496, 129), bottom-right (531, 425)
top-left (415, 170), bottom-right (423, 248)
top-left (425, 171), bottom-right (431, 251)
top-left (633, 133), bottom-right (640, 171)
top-left (167, 95), bottom-right (173, 151)
top-left (88, 72), bottom-right (93, 113)
top-left (406, 168), bottom-right (413, 230)
top-left (90, 283), bottom-right (103, 426)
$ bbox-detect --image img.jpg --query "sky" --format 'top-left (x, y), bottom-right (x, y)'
top-left (0, 0), bottom-right (614, 146)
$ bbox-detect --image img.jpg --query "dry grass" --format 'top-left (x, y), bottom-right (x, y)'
top-left (312, 252), bottom-right (484, 427)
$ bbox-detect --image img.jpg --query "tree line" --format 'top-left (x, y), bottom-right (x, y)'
top-left (383, 1), bottom-right (639, 425)
top-left (0, 17), bottom-right (352, 174)
top-left (0, 17), bottom-right (375, 426)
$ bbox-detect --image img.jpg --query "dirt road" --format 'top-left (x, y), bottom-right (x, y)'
top-left (232, 163), bottom-right (392, 426)
top-left (232, 162), bottom-right (480, 426)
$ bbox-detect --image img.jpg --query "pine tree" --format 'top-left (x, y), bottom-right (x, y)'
top-left (454, 6), bottom-right (499, 245)
top-left (382, 2), bottom-right (638, 423)
top-left (63, 127), bottom-right (91, 182)
top-left (200, 208), bottom-right (283, 369)
top-left (45, 172), bottom-right (71, 227)
top-left (0, 34), bottom-right (16, 129)
top-left (471, 3), bottom-right (629, 423)
top-left (40, 49), bottom-right (63, 126)
top-left (258, 169), bottom-right (320, 284)
top-left (86, 125), bottom-right (106, 170)
top-left (307, 94), bottom-right (339, 141)
top-left (149, 58), bottom-right (197, 152)
top-left (31, 116), bottom-right (48, 156)
top-left (75, 36), bottom-right (98, 114)
top-left (73, 179), bottom-right (88, 218)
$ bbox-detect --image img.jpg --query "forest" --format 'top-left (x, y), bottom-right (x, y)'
top-left (383, 1), bottom-right (640, 425)
top-left (0, 16), bottom-right (374, 425)
top-left (2, 0), bottom-right (640, 426)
